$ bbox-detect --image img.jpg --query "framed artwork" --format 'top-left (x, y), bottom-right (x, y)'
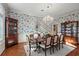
top-left (53, 24), bottom-right (58, 34)
top-left (53, 25), bottom-right (56, 31)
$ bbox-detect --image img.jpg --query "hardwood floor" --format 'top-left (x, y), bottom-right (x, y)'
top-left (67, 45), bottom-right (79, 56)
top-left (1, 43), bottom-right (26, 56)
top-left (1, 43), bottom-right (79, 56)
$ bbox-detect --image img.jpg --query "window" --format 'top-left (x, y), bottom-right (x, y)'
top-left (0, 14), bottom-right (3, 41)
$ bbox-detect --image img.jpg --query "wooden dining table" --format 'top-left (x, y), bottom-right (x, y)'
top-left (34, 34), bottom-right (53, 53)
top-left (29, 34), bottom-right (56, 55)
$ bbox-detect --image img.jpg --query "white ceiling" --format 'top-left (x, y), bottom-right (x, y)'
top-left (3, 3), bottom-right (79, 18)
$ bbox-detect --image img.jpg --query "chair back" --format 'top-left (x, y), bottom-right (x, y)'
top-left (37, 33), bottom-right (41, 41)
top-left (60, 34), bottom-right (64, 41)
top-left (26, 35), bottom-right (29, 40)
top-left (46, 36), bottom-right (51, 45)
top-left (30, 34), bottom-right (34, 40)
top-left (54, 35), bottom-right (58, 43)
top-left (34, 33), bottom-right (38, 39)
top-left (40, 33), bottom-right (44, 38)
top-left (38, 33), bottom-right (40, 36)
top-left (57, 33), bottom-right (61, 37)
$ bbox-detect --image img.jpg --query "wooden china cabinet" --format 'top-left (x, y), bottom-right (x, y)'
top-left (5, 17), bottom-right (18, 48)
top-left (61, 21), bottom-right (79, 47)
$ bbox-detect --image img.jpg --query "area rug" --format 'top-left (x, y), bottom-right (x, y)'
top-left (24, 44), bottom-right (75, 56)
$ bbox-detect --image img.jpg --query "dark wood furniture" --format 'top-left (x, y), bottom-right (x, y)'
top-left (39, 34), bottom-right (52, 56)
top-left (61, 21), bottom-right (79, 46)
top-left (5, 17), bottom-right (18, 48)
top-left (59, 34), bottom-right (64, 49)
top-left (27, 33), bottom-right (66, 56)
top-left (51, 35), bottom-right (59, 53)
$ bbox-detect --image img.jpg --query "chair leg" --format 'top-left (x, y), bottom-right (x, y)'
top-left (36, 42), bottom-right (38, 51)
top-left (59, 43), bottom-right (60, 50)
top-left (38, 45), bottom-right (40, 53)
top-left (29, 44), bottom-right (31, 56)
top-left (45, 48), bottom-right (47, 56)
top-left (62, 43), bottom-right (63, 48)
top-left (52, 46), bottom-right (54, 53)
top-left (57, 44), bottom-right (59, 51)
top-left (55, 45), bottom-right (58, 51)
top-left (50, 47), bottom-right (52, 54)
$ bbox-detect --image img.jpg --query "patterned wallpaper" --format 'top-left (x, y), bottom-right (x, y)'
top-left (6, 8), bottom-right (79, 42)
top-left (53, 10), bottom-right (79, 33)
top-left (6, 9), bottom-right (51, 42)
top-left (6, 9), bottom-right (52, 34)
top-left (56, 11), bottom-right (79, 22)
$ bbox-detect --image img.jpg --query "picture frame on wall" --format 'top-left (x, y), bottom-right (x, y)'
top-left (53, 24), bottom-right (58, 34)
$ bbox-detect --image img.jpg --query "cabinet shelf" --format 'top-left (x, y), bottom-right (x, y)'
top-left (5, 17), bottom-right (18, 48)
top-left (61, 21), bottom-right (79, 45)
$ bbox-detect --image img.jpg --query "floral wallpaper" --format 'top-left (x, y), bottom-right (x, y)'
top-left (5, 8), bottom-right (79, 42)
top-left (53, 10), bottom-right (79, 33)
top-left (6, 9), bottom-right (51, 42)
top-left (56, 11), bottom-right (79, 23)
top-left (6, 9), bottom-right (51, 34)
top-left (6, 9), bottom-right (79, 40)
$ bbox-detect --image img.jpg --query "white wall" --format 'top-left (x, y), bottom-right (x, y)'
top-left (0, 3), bottom-right (5, 55)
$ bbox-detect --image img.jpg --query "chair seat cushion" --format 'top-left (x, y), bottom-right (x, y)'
top-left (30, 40), bottom-right (36, 43)
top-left (38, 38), bottom-right (44, 42)
top-left (39, 44), bottom-right (51, 48)
top-left (60, 41), bottom-right (63, 43)
top-left (53, 43), bottom-right (58, 45)
top-left (51, 42), bottom-right (57, 45)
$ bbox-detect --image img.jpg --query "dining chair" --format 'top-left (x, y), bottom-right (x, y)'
top-left (51, 35), bottom-right (59, 53)
top-left (40, 33), bottom-right (44, 38)
top-left (33, 33), bottom-right (39, 51)
top-left (26, 35), bottom-right (30, 56)
top-left (39, 34), bottom-right (52, 56)
top-left (28, 34), bottom-right (37, 55)
top-left (37, 33), bottom-right (44, 44)
top-left (29, 34), bottom-right (36, 45)
top-left (59, 34), bottom-right (64, 49)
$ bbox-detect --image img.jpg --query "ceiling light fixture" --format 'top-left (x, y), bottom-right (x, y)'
top-left (47, 5), bottom-right (50, 8)
top-left (43, 15), bottom-right (53, 24)
top-left (47, 4), bottom-right (52, 8)
top-left (40, 4), bottom-right (52, 12)
top-left (41, 9), bottom-right (44, 11)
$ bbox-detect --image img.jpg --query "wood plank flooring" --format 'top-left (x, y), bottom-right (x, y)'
top-left (1, 43), bottom-right (79, 56)
top-left (67, 45), bottom-right (79, 56)
top-left (1, 43), bottom-right (26, 56)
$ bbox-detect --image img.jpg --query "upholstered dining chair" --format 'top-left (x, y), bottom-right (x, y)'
top-left (26, 34), bottom-right (35, 56)
top-left (33, 33), bottom-right (39, 51)
top-left (26, 34), bottom-right (30, 56)
top-left (51, 35), bottom-right (59, 53)
top-left (59, 34), bottom-right (64, 49)
top-left (29, 34), bottom-right (36, 45)
top-left (40, 33), bottom-right (44, 38)
top-left (28, 34), bottom-right (37, 55)
top-left (37, 33), bottom-right (45, 44)
top-left (39, 34), bottom-right (52, 56)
